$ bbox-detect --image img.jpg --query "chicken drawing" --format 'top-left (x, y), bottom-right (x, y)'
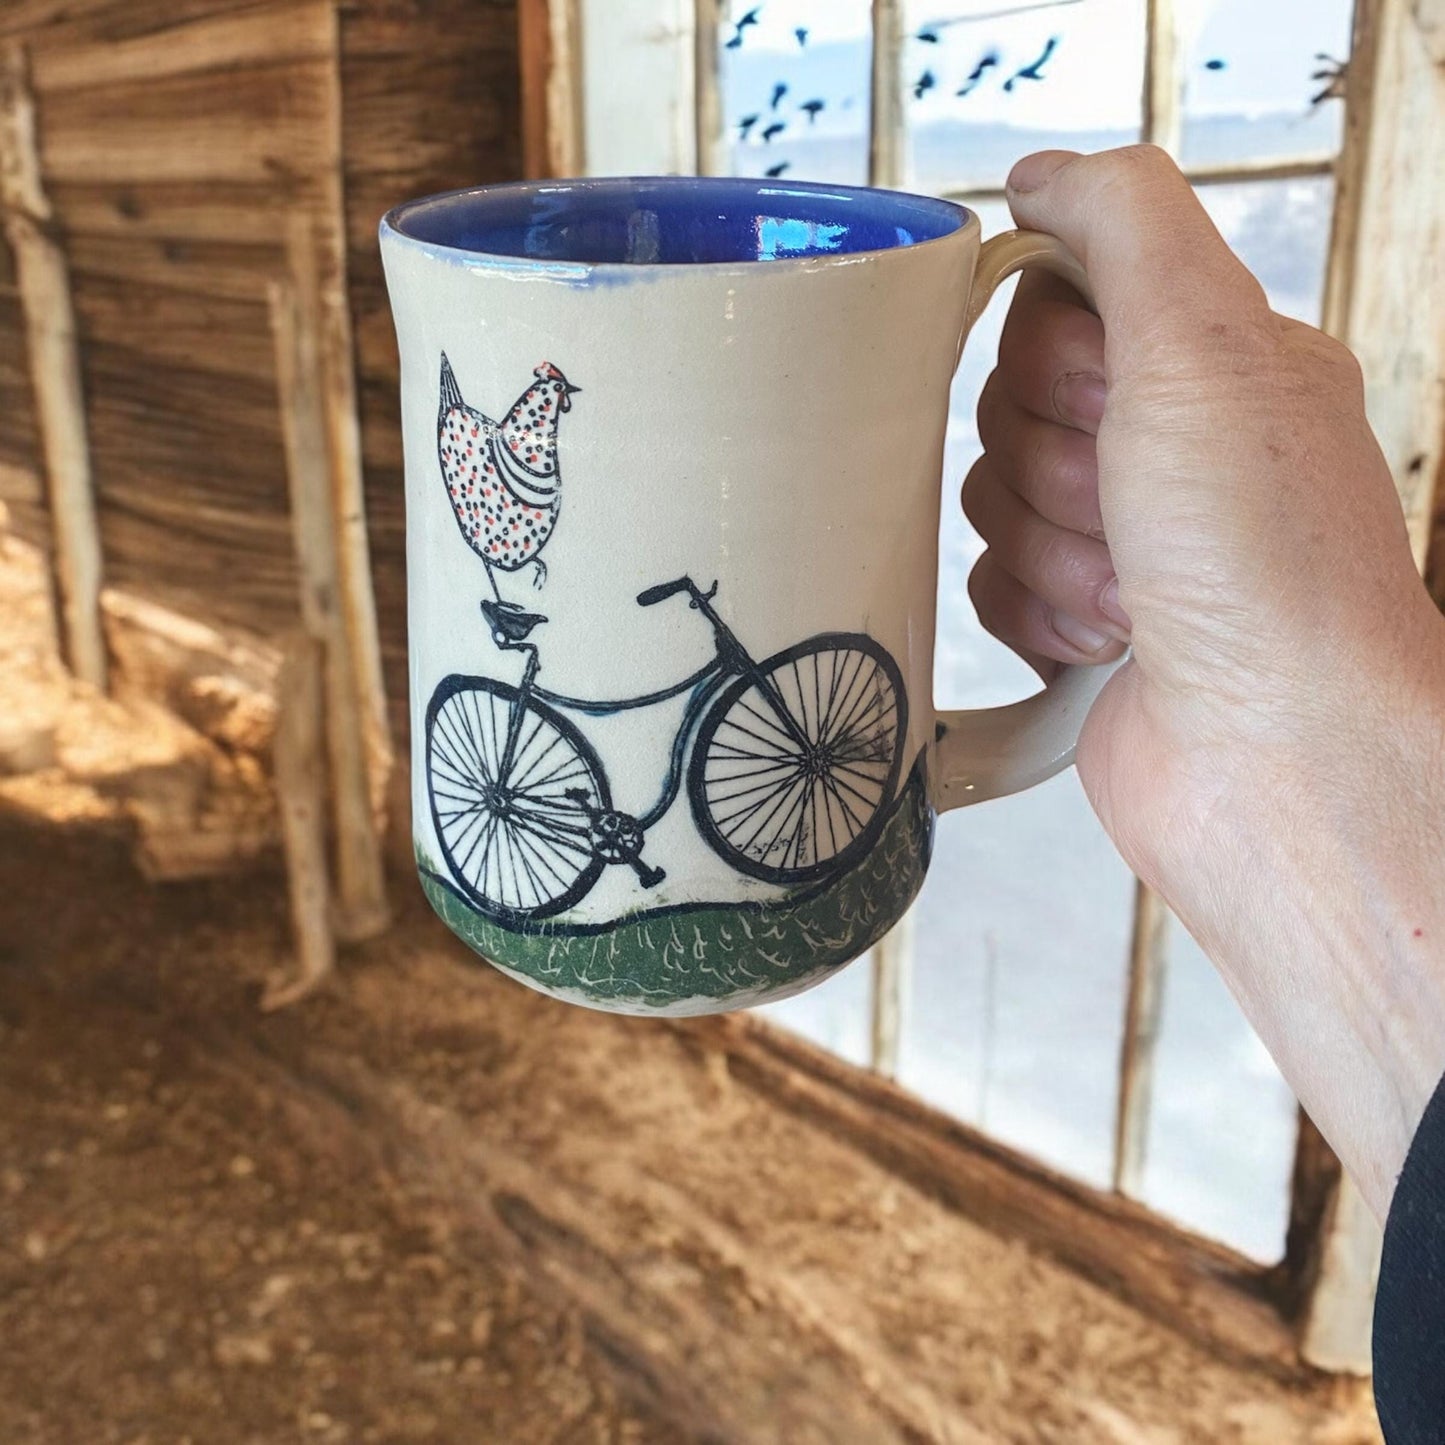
top-left (437, 353), bottom-right (580, 596)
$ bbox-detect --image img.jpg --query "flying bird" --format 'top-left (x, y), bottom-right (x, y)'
top-left (956, 51), bottom-right (1000, 96)
top-left (770, 81), bottom-right (788, 109)
top-left (437, 354), bottom-right (579, 596)
top-left (725, 8), bottom-right (759, 48)
top-left (1004, 36), bottom-right (1059, 91)
top-left (764, 161), bottom-right (790, 178)
top-left (913, 68), bottom-right (936, 100)
top-left (799, 98), bottom-right (825, 124)
top-left (795, 26), bottom-right (808, 46)
top-left (916, 27), bottom-right (940, 42)
top-left (739, 112), bottom-right (760, 139)
top-left (761, 120), bottom-right (785, 142)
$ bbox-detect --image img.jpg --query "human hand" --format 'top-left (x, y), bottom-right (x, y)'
top-left (965, 145), bottom-right (1445, 1217)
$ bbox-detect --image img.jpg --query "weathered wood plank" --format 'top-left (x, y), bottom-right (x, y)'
top-left (270, 233), bottom-right (389, 942)
top-left (264, 631), bottom-right (335, 1011)
top-left (0, 0), bottom-right (252, 46)
top-left (66, 233), bottom-right (281, 304)
top-left (0, 42), bottom-right (105, 688)
top-left (339, 0), bottom-right (522, 749)
top-left (522, 0), bottom-right (582, 177)
top-left (868, 0), bottom-right (904, 188)
top-left (1143, 0), bottom-right (1183, 156)
top-left (1112, 884), bottom-right (1170, 1195)
top-left (49, 179), bottom-right (316, 244)
top-left (71, 273), bottom-right (276, 385)
top-left (30, 0), bottom-right (332, 93)
top-left (38, 60), bottom-right (337, 186)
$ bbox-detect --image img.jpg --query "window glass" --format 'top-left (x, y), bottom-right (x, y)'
top-left (1179, 0), bottom-right (1353, 167)
top-left (754, 949), bottom-right (874, 1067)
top-left (1139, 920), bottom-right (1298, 1261)
top-left (1198, 175), bottom-right (1335, 324)
top-left (901, 200), bottom-right (1136, 1190)
top-left (721, 0), bottom-right (874, 184)
top-left (903, 0), bottom-right (1146, 192)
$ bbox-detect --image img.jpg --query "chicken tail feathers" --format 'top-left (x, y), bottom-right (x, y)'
top-left (438, 352), bottom-right (464, 419)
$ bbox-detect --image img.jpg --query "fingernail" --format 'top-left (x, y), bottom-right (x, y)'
top-left (1006, 149), bottom-right (1079, 195)
top-left (1100, 578), bottom-right (1132, 634)
top-left (1050, 609), bottom-right (1111, 656)
top-left (1053, 372), bottom-right (1106, 428)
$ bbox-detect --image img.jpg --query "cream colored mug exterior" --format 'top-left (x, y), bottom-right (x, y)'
top-left (382, 191), bottom-right (1114, 1015)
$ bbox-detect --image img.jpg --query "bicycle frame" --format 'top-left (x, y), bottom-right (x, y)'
top-left (490, 578), bottom-right (766, 831)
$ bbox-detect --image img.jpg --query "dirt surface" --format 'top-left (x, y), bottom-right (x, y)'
top-left (0, 522), bottom-right (1383, 1444)
top-left (0, 816), bottom-right (1383, 1445)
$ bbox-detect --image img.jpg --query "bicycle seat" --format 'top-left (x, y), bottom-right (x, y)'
top-left (481, 598), bottom-right (548, 642)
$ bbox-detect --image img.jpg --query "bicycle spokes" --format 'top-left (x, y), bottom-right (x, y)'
top-left (427, 680), bottom-right (608, 920)
top-left (691, 637), bottom-right (905, 884)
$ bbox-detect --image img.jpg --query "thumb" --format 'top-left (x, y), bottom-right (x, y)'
top-left (1005, 146), bottom-right (1271, 358)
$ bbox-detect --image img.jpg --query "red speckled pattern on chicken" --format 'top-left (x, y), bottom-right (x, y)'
top-left (437, 357), bottom-right (576, 583)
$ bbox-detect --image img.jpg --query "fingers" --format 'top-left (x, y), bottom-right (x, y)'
top-left (975, 386), bottom-right (1104, 537)
top-left (993, 270), bottom-right (1107, 433)
top-left (963, 457), bottom-right (1128, 666)
top-left (1005, 147), bottom-right (1273, 357)
top-left (968, 551), bottom-right (1114, 678)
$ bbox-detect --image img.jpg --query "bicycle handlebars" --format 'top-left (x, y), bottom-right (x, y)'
top-left (636, 577), bottom-right (693, 608)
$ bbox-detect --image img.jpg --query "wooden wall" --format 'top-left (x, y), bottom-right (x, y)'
top-left (0, 0), bottom-right (522, 740)
top-left (340, 0), bottom-right (522, 734)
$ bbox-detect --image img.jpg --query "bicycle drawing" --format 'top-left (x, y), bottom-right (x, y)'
top-left (425, 577), bottom-right (908, 926)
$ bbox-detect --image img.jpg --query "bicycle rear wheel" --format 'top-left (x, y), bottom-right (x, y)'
top-left (426, 675), bottom-right (608, 923)
top-left (689, 634), bottom-right (907, 885)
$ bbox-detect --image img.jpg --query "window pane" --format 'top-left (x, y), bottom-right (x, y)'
top-left (753, 949), bottom-right (874, 1067)
top-left (1179, 0), bottom-right (1353, 168)
top-left (899, 200), bottom-right (1136, 1189)
top-left (1198, 174), bottom-right (1335, 324)
top-left (903, 0), bottom-right (1145, 194)
top-left (1137, 920), bottom-right (1297, 1261)
top-left (720, 0), bottom-right (874, 184)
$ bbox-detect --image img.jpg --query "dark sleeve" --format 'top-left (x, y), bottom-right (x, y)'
top-left (1374, 1068), bottom-right (1445, 1443)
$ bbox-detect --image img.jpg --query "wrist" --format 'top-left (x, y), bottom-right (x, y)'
top-left (1168, 601), bottom-right (1445, 1218)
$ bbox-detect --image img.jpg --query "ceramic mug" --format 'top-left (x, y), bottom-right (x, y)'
top-left (380, 176), bottom-right (1113, 1017)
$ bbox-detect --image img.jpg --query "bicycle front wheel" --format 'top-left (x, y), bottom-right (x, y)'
top-left (689, 634), bottom-right (907, 885)
top-left (426, 675), bottom-right (608, 923)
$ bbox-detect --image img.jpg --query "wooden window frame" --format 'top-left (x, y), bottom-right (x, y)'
top-left (521, 0), bottom-right (1445, 1374)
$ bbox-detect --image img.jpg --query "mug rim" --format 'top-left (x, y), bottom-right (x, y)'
top-left (380, 174), bottom-right (978, 276)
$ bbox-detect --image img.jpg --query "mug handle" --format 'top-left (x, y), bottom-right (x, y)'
top-left (934, 228), bottom-right (1121, 811)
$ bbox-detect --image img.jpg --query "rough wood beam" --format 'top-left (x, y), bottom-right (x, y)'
top-left (0, 41), bottom-right (104, 689)
top-left (264, 632), bottom-right (334, 1011)
top-left (269, 233), bottom-right (388, 953)
top-left (693, 0), bottom-right (724, 175)
top-left (1112, 885), bottom-right (1170, 1196)
top-left (869, 0), bottom-right (904, 188)
top-left (519, 0), bottom-right (583, 178)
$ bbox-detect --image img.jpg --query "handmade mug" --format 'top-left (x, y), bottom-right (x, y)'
top-left (380, 176), bottom-right (1113, 1016)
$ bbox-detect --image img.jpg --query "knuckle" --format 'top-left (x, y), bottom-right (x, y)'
top-left (975, 375), bottom-right (1007, 449)
top-left (959, 459), bottom-right (993, 533)
top-left (1321, 333), bottom-right (1365, 390)
top-left (1092, 143), bottom-right (1179, 188)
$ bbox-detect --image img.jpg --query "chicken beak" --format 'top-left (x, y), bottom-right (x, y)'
top-left (561, 383), bottom-right (580, 412)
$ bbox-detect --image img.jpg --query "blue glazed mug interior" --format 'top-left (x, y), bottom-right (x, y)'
top-left (383, 175), bottom-right (971, 266)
